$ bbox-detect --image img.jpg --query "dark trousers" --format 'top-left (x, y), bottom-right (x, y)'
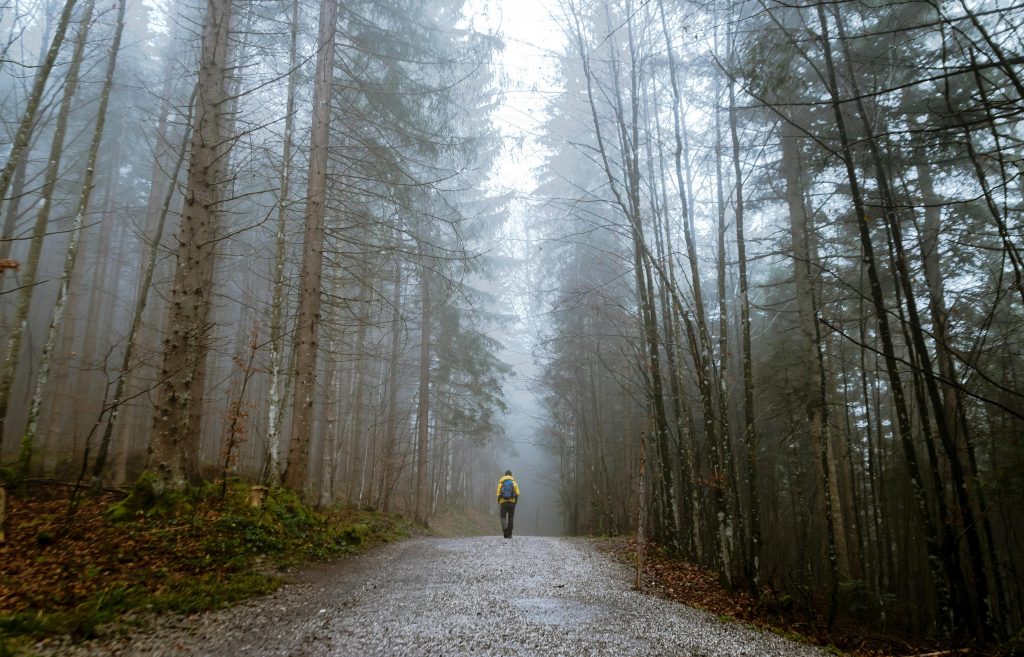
top-left (500, 503), bottom-right (516, 537)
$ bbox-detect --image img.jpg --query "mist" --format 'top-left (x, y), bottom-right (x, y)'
top-left (1, 0), bottom-right (1023, 644)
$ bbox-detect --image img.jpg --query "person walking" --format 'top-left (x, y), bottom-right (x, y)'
top-left (496, 470), bottom-right (520, 538)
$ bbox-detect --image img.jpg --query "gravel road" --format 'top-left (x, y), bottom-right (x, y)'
top-left (39, 536), bottom-right (825, 657)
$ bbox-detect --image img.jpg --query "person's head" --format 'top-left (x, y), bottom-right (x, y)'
top-left (504, 470), bottom-right (512, 476)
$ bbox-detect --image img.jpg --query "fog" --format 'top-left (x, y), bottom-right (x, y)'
top-left (2, 0), bottom-right (1023, 640)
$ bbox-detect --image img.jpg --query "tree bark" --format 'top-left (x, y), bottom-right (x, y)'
top-left (728, 69), bottom-right (761, 595)
top-left (283, 0), bottom-right (337, 493)
top-left (91, 97), bottom-right (193, 486)
top-left (379, 268), bottom-right (404, 512)
top-left (263, 0), bottom-right (301, 488)
top-left (19, 0), bottom-right (126, 477)
top-left (0, 0), bottom-right (94, 455)
top-left (414, 261), bottom-right (431, 524)
top-left (780, 120), bottom-right (847, 615)
top-left (149, 0), bottom-right (234, 491)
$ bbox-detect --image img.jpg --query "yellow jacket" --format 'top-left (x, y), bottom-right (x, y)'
top-left (496, 475), bottom-right (520, 504)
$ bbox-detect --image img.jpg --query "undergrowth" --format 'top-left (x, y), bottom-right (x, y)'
top-left (0, 480), bottom-right (411, 653)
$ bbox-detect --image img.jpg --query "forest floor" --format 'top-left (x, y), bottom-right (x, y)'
top-left (599, 538), bottom-right (1007, 656)
top-left (0, 486), bottom-right (1009, 656)
top-left (0, 481), bottom-right (412, 655)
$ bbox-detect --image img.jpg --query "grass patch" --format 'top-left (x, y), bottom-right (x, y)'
top-left (0, 482), bottom-right (411, 651)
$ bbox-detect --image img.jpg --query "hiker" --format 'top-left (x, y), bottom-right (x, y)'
top-left (496, 470), bottom-right (520, 538)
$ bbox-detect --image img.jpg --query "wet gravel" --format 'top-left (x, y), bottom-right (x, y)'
top-left (38, 536), bottom-right (825, 656)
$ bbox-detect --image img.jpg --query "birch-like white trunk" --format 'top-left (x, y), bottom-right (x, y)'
top-left (262, 0), bottom-right (300, 487)
top-left (18, 0), bottom-right (125, 476)
top-left (0, 0), bottom-right (93, 455)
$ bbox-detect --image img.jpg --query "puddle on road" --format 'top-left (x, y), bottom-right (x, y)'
top-left (513, 597), bottom-right (604, 627)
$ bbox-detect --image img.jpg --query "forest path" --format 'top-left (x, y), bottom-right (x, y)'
top-left (47, 536), bottom-right (824, 657)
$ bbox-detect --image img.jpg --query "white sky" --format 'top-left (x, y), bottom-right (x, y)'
top-left (477, 0), bottom-right (565, 196)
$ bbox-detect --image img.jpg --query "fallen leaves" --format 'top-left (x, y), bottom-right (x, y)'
top-left (0, 487), bottom-right (220, 619)
top-left (595, 538), bottom-right (989, 657)
top-left (1, 481), bottom-right (412, 646)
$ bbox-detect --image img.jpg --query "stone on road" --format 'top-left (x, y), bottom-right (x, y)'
top-left (48, 536), bottom-right (825, 656)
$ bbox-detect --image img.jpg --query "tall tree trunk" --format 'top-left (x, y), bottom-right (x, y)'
top-left (648, 78), bottom-right (702, 560)
top-left (414, 262), bottom-right (431, 524)
top-left (913, 144), bottom-right (1008, 637)
top-left (149, 0), bottom-right (233, 491)
top-left (379, 268), bottom-right (403, 512)
top-left (346, 292), bottom-right (370, 506)
top-left (728, 71), bottom-right (761, 595)
top-left (657, 0), bottom-right (727, 567)
top-left (0, 0), bottom-right (94, 455)
top-left (92, 45), bottom-right (190, 483)
top-left (19, 0), bottom-right (126, 477)
top-left (283, 0), bottom-right (337, 493)
top-left (572, 0), bottom-right (679, 548)
top-left (635, 427), bottom-right (647, 590)
top-left (833, 9), bottom-right (988, 636)
top-left (318, 336), bottom-right (340, 508)
top-left (263, 0), bottom-right (301, 488)
top-left (713, 61), bottom-right (742, 583)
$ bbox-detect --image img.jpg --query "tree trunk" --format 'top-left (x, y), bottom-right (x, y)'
top-left (346, 291), bottom-right (370, 506)
top-left (19, 0), bottom-right (126, 478)
top-left (149, 0), bottom-right (234, 491)
top-left (0, 0), bottom-right (94, 455)
top-left (657, 0), bottom-right (726, 567)
top-left (833, 9), bottom-right (989, 636)
top-left (414, 262), bottom-right (431, 524)
top-left (263, 0), bottom-right (301, 488)
top-left (635, 429), bottom-right (646, 590)
top-left (728, 70), bottom-right (761, 595)
top-left (282, 0), bottom-right (337, 493)
top-left (379, 269), bottom-right (404, 512)
top-left (780, 119), bottom-right (847, 626)
top-left (913, 144), bottom-right (1008, 637)
top-left (713, 61), bottom-right (742, 583)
